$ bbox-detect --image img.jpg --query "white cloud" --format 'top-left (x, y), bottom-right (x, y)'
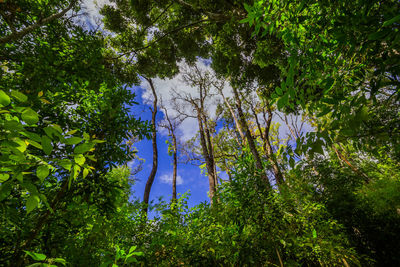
top-left (160, 173), bottom-right (183, 185)
top-left (141, 60), bottom-right (233, 141)
top-left (140, 59), bottom-right (313, 149)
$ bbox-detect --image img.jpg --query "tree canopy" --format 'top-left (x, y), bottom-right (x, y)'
top-left (1, 0), bottom-right (399, 266)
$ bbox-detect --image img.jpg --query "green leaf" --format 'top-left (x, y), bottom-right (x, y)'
top-left (368, 30), bottom-right (389, 40)
top-left (4, 120), bottom-right (24, 131)
top-left (14, 138), bottom-right (27, 152)
top-left (312, 229), bottom-right (317, 238)
top-left (36, 165), bottom-right (50, 182)
top-left (339, 128), bottom-right (353, 136)
top-left (82, 168), bottom-right (89, 178)
top-left (74, 143), bottom-right (94, 154)
top-left (126, 256), bottom-right (139, 263)
top-left (41, 136), bottom-right (53, 155)
top-left (383, 14), bottom-right (400, 27)
top-left (0, 183), bottom-right (12, 201)
top-left (128, 246), bottom-right (137, 255)
top-left (51, 124), bottom-right (63, 133)
top-left (44, 126), bottom-right (61, 139)
top-left (356, 106), bottom-right (369, 121)
top-left (24, 250), bottom-right (46, 261)
top-left (21, 131), bottom-right (41, 142)
top-left (26, 195), bottom-right (40, 213)
top-left (0, 173), bottom-right (10, 183)
top-left (83, 132), bottom-right (90, 140)
top-left (22, 181), bottom-right (38, 194)
top-left (275, 86), bottom-right (283, 96)
top-left (66, 129), bottom-right (78, 135)
top-left (59, 159), bottom-right (72, 171)
top-left (27, 139), bottom-right (43, 150)
top-left (317, 106), bottom-right (331, 117)
top-left (239, 17), bottom-right (251, 24)
top-left (92, 139), bottom-right (106, 143)
top-left (323, 77), bottom-right (335, 93)
top-left (311, 140), bottom-right (324, 155)
top-left (72, 165), bottom-right (81, 180)
top-left (11, 90), bottom-right (28, 102)
top-left (277, 93), bottom-right (289, 110)
top-left (16, 173), bottom-right (23, 182)
top-left (243, 3), bottom-right (251, 12)
top-left (74, 154), bottom-right (86, 166)
top-left (64, 137), bottom-right (83, 145)
top-left (39, 194), bottom-right (52, 212)
top-left (22, 108), bottom-right (39, 125)
top-left (0, 90), bottom-right (10, 106)
top-left (53, 258), bottom-right (67, 266)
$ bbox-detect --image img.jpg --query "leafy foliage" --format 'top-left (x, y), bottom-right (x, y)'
top-left (1, 0), bottom-right (399, 266)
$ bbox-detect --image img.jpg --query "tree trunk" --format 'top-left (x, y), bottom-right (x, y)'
top-left (218, 89), bottom-right (245, 143)
top-left (263, 107), bottom-right (285, 185)
top-left (142, 78), bottom-right (158, 214)
top-left (203, 116), bottom-right (218, 190)
top-left (197, 113), bottom-right (216, 202)
top-left (172, 134), bottom-right (178, 201)
top-left (232, 86), bottom-right (271, 188)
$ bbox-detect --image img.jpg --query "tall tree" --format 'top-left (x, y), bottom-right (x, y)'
top-left (171, 64), bottom-right (218, 201)
top-left (0, 1), bottom-right (149, 264)
top-left (232, 85), bottom-right (271, 187)
top-left (142, 77), bottom-right (158, 214)
top-left (159, 97), bottom-right (183, 202)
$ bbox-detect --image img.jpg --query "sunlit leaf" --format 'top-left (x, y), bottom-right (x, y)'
top-left (11, 90), bottom-right (28, 102)
top-left (36, 165), bottom-right (50, 182)
top-left (74, 154), bottom-right (86, 166)
top-left (64, 137), bottom-right (83, 145)
top-left (21, 108), bottom-right (39, 125)
top-left (26, 195), bottom-right (40, 213)
top-left (0, 90), bottom-right (11, 106)
top-left (0, 173), bottom-right (10, 183)
top-left (24, 250), bottom-right (46, 261)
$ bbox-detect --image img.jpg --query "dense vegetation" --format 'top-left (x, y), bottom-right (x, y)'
top-left (0, 0), bottom-right (399, 266)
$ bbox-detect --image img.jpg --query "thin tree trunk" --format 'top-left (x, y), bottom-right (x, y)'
top-left (218, 88), bottom-right (245, 143)
top-left (262, 107), bottom-right (285, 185)
top-left (161, 102), bottom-right (180, 202)
top-left (197, 113), bottom-right (216, 202)
top-left (203, 117), bottom-right (218, 190)
top-left (172, 134), bottom-right (178, 201)
top-left (142, 78), bottom-right (158, 214)
top-left (232, 86), bottom-right (271, 188)
top-left (332, 144), bottom-right (370, 183)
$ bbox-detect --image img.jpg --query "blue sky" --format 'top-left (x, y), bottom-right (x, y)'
top-left (128, 85), bottom-right (211, 211)
top-left (80, 0), bottom-right (312, 215)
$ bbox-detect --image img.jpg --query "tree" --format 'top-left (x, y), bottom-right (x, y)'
top-left (0, 0), bottom-right (78, 44)
top-left (171, 64), bottom-right (219, 201)
top-left (142, 77), bottom-right (158, 214)
top-left (0, 1), bottom-right (149, 265)
top-left (159, 97), bottom-right (183, 202)
top-left (100, 0), bottom-right (286, 188)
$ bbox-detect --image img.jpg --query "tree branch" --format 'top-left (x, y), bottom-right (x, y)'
top-left (0, 0), bottom-right (77, 44)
